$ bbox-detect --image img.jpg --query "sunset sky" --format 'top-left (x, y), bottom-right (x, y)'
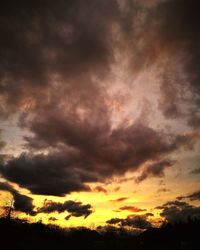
top-left (0, 0), bottom-right (200, 231)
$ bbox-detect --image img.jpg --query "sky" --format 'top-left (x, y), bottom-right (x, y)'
top-left (0, 0), bottom-right (200, 231)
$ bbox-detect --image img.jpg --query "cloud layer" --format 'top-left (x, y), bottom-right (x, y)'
top-left (0, 0), bottom-right (199, 198)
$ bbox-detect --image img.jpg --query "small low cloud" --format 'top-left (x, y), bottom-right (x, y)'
top-left (110, 197), bottom-right (129, 203)
top-left (119, 206), bottom-right (146, 213)
top-left (48, 217), bottom-right (57, 222)
top-left (38, 200), bottom-right (93, 219)
top-left (93, 185), bottom-right (108, 195)
top-left (145, 213), bottom-right (154, 217)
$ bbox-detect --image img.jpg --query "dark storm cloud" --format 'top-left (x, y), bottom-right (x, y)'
top-left (38, 199), bottom-right (93, 219)
top-left (0, 182), bottom-right (35, 215)
top-left (156, 200), bottom-right (200, 223)
top-left (0, 123), bottom-right (189, 196)
top-left (0, 0), bottom-right (180, 196)
top-left (0, 151), bottom-right (92, 196)
top-left (0, 0), bottom-right (199, 121)
top-left (0, 0), bottom-right (199, 197)
top-left (106, 214), bottom-right (152, 230)
top-left (135, 159), bottom-right (175, 183)
top-left (0, 129), bottom-right (196, 196)
top-left (22, 118), bottom-right (176, 172)
top-left (119, 206), bottom-right (146, 213)
top-left (178, 190), bottom-right (200, 201)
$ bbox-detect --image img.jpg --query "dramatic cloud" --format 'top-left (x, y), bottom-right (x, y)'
top-left (0, 126), bottom-right (196, 196)
top-left (106, 214), bottom-right (152, 230)
top-left (38, 199), bottom-right (93, 219)
top-left (0, 182), bottom-right (35, 215)
top-left (0, 0), bottom-right (199, 202)
top-left (119, 206), bottom-right (146, 213)
top-left (156, 200), bottom-right (200, 223)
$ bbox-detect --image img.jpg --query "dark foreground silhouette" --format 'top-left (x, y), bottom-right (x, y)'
top-left (0, 218), bottom-right (199, 250)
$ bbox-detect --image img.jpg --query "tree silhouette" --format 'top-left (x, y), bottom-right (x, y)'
top-left (1, 196), bottom-right (14, 220)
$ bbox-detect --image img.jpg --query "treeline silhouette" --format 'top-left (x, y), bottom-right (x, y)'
top-left (0, 217), bottom-right (199, 250)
